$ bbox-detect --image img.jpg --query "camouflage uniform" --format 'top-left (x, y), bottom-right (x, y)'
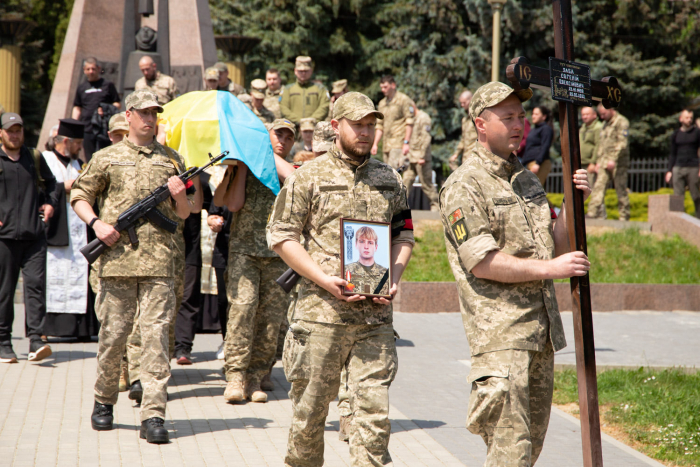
top-left (218, 79), bottom-right (246, 96)
top-left (252, 104), bottom-right (275, 124)
top-left (377, 90), bottom-right (416, 168)
top-left (579, 118), bottom-right (603, 188)
top-left (71, 133), bottom-right (187, 422)
top-left (224, 169), bottom-right (290, 386)
top-left (268, 93), bottom-right (414, 466)
top-left (439, 82), bottom-right (566, 467)
top-left (587, 112), bottom-right (630, 220)
top-left (265, 88), bottom-right (282, 119)
top-left (134, 71), bottom-right (179, 105)
top-left (403, 109), bottom-right (438, 211)
top-left (345, 261), bottom-right (389, 296)
top-left (126, 223), bottom-right (184, 383)
top-left (450, 115), bottom-right (478, 171)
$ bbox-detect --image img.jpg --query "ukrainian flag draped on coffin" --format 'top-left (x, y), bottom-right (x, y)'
top-left (159, 90), bottom-right (280, 195)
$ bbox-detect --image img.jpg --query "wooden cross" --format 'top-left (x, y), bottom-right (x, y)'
top-left (505, 1), bottom-right (623, 466)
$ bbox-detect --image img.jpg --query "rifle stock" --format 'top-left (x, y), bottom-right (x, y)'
top-left (81, 237), bottom-right (109, 264)
top-left (276, 268), bottom-right (301, 294)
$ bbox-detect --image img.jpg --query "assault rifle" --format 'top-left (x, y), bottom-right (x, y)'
top-left (80, 151), bottom-right (229, 264)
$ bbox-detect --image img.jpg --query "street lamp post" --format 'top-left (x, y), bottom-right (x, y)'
top-left (487, 0), bottom-right (507, 82)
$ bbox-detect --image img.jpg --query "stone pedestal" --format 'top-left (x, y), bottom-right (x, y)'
top-left (39, 0), bottom-right (217, 149)
top-left (0, 45), bottom-right (21, 113)
top-left (648, 194), bottom-right (700, 249)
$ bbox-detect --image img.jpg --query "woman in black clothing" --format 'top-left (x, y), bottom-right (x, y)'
top-left (666, 109), bottom-right (700, 218)
top-left (520, 106), bottom-right (554, 187)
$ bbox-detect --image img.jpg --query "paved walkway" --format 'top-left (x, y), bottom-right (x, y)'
top-left (4, 306), bottom-right (695, 466)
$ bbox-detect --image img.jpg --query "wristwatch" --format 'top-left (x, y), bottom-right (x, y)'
top-left (88, 217), bottom-right (99, 228)
top-left (403, 140), bottom-right (409, 144)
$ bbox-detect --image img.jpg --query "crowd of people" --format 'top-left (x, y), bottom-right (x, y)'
top-left (0, 49), bottom-right (697, 466)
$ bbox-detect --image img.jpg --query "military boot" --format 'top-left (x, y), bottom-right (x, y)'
top-left (91, 401), bottom-right (114, 431)
top-left (260, 372), bottom-right (274, 391)
top-left (129, 380), bottom-right (143, 403)
top-left (245, 373), bottom-right (268, 403)
top-left (338, 415), bottom-right (351, 442)
top-left (140, 417), bottom-right (169, 444)
top-left (224, 372), bottom-right (245, 403)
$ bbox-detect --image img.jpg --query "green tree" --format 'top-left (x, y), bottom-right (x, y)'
top-left (1, 0), bottom-right (73, 146)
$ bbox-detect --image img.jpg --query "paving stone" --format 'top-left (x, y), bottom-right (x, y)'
top-left (0, 305), bottom-right (680, 466)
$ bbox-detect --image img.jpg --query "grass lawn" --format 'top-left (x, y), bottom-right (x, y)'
top-left (554, 368), bottom-right (700, 467)
top-left (547, 188), bottom-right (696, 222)
top-left (403, 221), bottom-right (700, 283)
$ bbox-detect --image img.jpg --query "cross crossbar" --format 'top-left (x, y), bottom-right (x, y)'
top-left (506, 56), bottom-right (622, 109)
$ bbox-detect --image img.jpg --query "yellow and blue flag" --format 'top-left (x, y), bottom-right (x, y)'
top-left (160, 90), bottom-right (280, 194)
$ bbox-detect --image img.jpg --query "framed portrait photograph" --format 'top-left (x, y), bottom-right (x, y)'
top-left (340, 218), bottom-right (392, 298)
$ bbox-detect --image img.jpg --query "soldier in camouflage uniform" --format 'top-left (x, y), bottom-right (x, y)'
top-left (587, 104), bottom-right (631, 221)
top-left (449, 90), bottom-right (477, 171)
top-left (280, 56), bottom-right (330, 124)
top-left (579, 106), bottom-right (603, 188)
top-left (265, 68), bottom-right (284, 119)
top-left (372, 75), bottom-right (416, 169)
top-left (134, 56), bottom-right (179, 105)
top-left (214, 62), bottom-right (247, 96)
top-left (403, 108), bottom-right (439, 211)
top-left (215, 119), bottom-right (295, 404)
top-left (71, 90), bottom-right (194, 444)
top-left (439, 82), bottom-right (592, 467)
top-left (250, 79), bottom-right (276, 124)
top-left (268, 92), bottom-right (415, 467)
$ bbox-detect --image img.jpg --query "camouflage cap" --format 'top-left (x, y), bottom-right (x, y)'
top-left (125, 89), bottom-right (163, 113)
top-left (270, 118), bottom-right (296, 138)
top-left (299, 117), bottom-right (316, 131)
top-left (332, 92), bottom-right (384, 121)
top-left (213, 62), bottom-right (229, 73)
top-left (108, 112), bottom-right (129, 132)
top-left (295, 56), bottom-right (313, 71)
top-left (331, 79), bottom-right (348, 94)
top-left (312, 121), bottom-right (335, 153)
top-left (250, 78), bottom-right (267, 99)
top-left (469, 81), bottom-right (532, 119)
top-left (205, 67), bottom-right (220, 81)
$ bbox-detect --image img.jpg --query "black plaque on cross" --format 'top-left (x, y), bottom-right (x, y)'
top-left (505, 1), bottom-right (623, 466)
top-left (549, 58), bottom-right (592, 106)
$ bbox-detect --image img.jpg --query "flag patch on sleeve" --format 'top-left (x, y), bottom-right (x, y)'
top-left (448, 208), bottom-right (464, 225)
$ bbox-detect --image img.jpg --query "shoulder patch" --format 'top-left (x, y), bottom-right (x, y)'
top-left (448, 208), bottom-right (464, 225)
top-left (451, 218), bottom-right (468, 245)
top-left (409, 106), bottom-right (415, 114)
top-left (623, 129), bottom-right (628, 137)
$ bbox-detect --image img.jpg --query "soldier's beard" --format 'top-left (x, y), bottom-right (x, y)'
top-left (338, 132), bottom-right (370, 159)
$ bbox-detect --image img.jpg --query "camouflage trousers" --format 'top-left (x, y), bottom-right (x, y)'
top-left (94, 277), bottom-right (175, 421)
top-left (283, 321), bottom-right (398, 467)
top-left (384, 148), bottom-right (404, 170)
top-left (224, 253), bottom-right (289, 381)
top-left (587, 157), bottom-right (630, 221)
top-left (127, 264), bottom-right (184, 384)
top-left (402, 162), bottom-right (438, 211)
top-left (466, 341), bottom-right (554, 467)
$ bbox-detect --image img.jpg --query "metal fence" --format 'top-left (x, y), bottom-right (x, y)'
top-left (544, 158), bottom-right (668, 193)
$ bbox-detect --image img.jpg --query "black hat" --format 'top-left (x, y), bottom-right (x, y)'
top-left (57, 119), bottom-right (86, 139)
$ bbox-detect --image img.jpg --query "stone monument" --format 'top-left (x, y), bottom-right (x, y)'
top-left (39, 0), bottom-right (217, 149)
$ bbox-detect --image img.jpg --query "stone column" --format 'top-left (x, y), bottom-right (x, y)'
top-left (0, 18), bottom-right (34, 114)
